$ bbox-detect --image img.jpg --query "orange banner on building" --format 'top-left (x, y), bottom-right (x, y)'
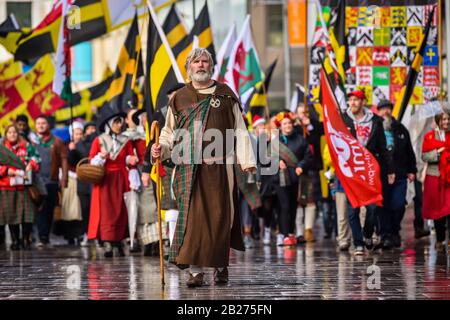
top-left (288, 0), bottom-right (307, 47)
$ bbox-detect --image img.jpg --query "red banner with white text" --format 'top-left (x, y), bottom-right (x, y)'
top-left (320, 68), bottom-right (383, 208)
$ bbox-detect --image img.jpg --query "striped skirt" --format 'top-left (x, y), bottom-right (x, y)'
top-left (0, 189), bottom-right (35, 225)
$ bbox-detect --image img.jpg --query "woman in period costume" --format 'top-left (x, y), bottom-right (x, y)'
top-left (88, 108), bottom-right (139, 257)
top-left (67, 121), bottom-right (98, 246)
top-left (58, 121), bottom-right (85, 245)
top-left (123, 107), bottom-right (163, 256)
top-left (422, 110), bottom-right (450, 252)
top-left (0, 125), bottom-right (40, 250)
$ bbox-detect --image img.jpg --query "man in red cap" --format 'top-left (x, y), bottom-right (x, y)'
top-left (341, 89), bottom-right (395, 255)
top-left (348, 89), bottom-right (366, 100)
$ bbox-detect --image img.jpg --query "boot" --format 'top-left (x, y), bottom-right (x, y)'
top-left (214, 267), bottom-right (229, 284)
top-left (115, 242), bottom-right (125, 257)
top-left (22, 223), bottom-right (33, 250)
top-left (304, 228), bottom-right (315, 242)
top-left (8, 225), bottom-right (21, 251)
top-left (152, 241), bottom-right (160, 257)
top-left (186, 272), bottom-right (204, 287)
top-left (104, 241), bottom-right (113, 257)
top-left (414, 228), bottom-right (430, 239)
top-left (129, 241), bottom-right (141, 253)
top-left (143, 243), bottom-right (153, 256)
top-left (0, 225), bottom-right (5, 248)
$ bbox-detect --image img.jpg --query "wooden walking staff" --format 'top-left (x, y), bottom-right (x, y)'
top-left (150, 120), bottom-right (165, 286)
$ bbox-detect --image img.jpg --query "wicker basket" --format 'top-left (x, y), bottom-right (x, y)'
top-left (76, 158), bottom-right (105, 184)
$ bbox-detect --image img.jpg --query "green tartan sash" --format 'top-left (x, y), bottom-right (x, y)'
top-left (269, 140), bottom-right (299, 168)
top-left (234, 164), bottom-right (261, 210)
top-left (0, 144), bottom-right (25, 170)
top-left (169, 97), bottom-right (211, 265)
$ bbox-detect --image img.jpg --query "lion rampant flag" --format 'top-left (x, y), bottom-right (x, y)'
top-left (0, 55), bottom-right (65, 132)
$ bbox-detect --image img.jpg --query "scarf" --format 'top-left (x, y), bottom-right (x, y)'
top-left (101, 118), bottom-right (129, 160)
top-left (169, 97), bottom-right (212, 266)
top-left (37, 131), bottom-right (54, 147)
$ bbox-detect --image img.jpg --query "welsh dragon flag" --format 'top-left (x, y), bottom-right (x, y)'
top-left (53, 0), bottom-right (72, 103)
top-left (213, 23), bottom-right (237, 83)
top-left (224, 15), bottom-right (262, 106)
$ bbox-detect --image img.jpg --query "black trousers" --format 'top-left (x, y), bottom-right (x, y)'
top-left (0, 225), bottom-right (5, 245)
top-left (36, 183), bottom-right (59, 243)
top-left (413, 180), bottom-right (425, 230)
top-left (275, 184), bottom-right (299, 236)
top-left (78, 193), bottom-right (91, 234)
top-left (259, 195), bottom-right (276, 229)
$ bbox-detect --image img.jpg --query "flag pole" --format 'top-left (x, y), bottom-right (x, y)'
top-left (192, 0), bottom-right (196, 24)
top-left (66, 1), bottom-right (73, 138)
top-left (282, 0), bottom-right (292, 109)
top-left (446, 0), bottom-right (450, 103)
top-left (150, 120), bottom-right (165, 287)
top-left (438, 0), bottom-right (443, 101)
top-left (303, 0), bottom-right (309, 108)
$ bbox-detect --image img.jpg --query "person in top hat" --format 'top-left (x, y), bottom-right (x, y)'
top-left (124, 106), bottom-right (162, 256)
top-left (141, 83), bottom-right (185, 256)
top-left (376, 99), bottom-right (417, 248)
top-left (87, 106), bottom-right (139, 257)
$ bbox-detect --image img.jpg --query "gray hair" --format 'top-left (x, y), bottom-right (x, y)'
top-left (185, 48), bottom-right (214, 77)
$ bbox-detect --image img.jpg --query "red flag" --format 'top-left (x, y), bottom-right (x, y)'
top-left (320, 68), bottom-right (383, 208)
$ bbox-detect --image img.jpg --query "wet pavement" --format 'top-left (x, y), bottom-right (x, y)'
top-left (0, 211), bottom-right (449, 300)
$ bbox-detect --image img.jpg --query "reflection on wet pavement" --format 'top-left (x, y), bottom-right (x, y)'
top-left (0, 212), bottom-right (449, 300)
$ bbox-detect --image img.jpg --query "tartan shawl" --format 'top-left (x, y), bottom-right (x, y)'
top-left (269, 139), bottom-right (299, 168)
top-left (0, 143), bottom-right (26, 170)
top-left (234, 164), bottom-right (261, 210)
top-left (169, 97), bottom-right (212, 265)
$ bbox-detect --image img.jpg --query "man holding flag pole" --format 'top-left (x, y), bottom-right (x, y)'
top-left (150, 47), bottom-right (256, 287)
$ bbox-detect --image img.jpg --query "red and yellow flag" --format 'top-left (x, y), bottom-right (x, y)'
top-left (0, 55), bottom-right (65, 132)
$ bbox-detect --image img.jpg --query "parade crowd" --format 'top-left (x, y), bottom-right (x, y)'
top-left (0, 51), bottom-right (449, 267)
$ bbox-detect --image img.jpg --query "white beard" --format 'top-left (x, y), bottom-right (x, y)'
top-left (190, 70), bottom-right (212, 82)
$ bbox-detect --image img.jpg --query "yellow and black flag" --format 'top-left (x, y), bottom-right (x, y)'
top-left (144, 2), bottom-right (184, 127)
top-left (172, 1), bottom-right (216, 79)
top-left (246, 59), bottom-right (277, 118)
top-left (328, 0), bottom-right (350, 85)
top-left (393, 5), bottom-right (436, 121)
top-left (12, 0), bottom-right (111, 62)
top-left (0, 14), bottom-right (28, 54)
top-left (8, 0), bottom-right (172, 62)
top-left (107, 13), bottom-right (143, 113)
top-left (162, 3), bottom-right (188, 49)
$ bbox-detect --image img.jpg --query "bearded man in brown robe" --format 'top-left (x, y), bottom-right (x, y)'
top-left (151, 48), bottom-right (256, 287)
